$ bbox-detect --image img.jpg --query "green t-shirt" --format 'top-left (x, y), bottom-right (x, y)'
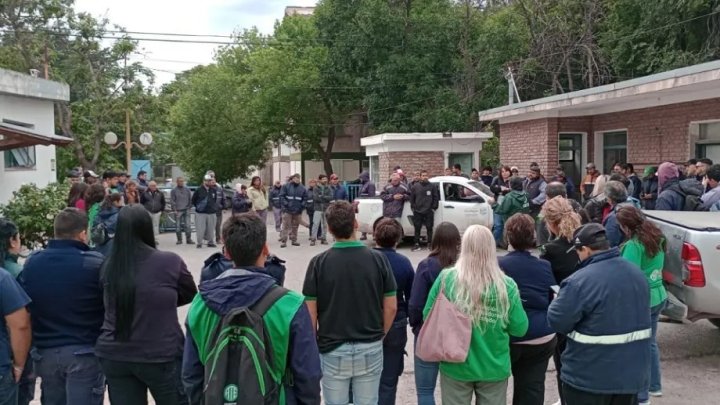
top-left (303, 240), bottom-right (397, 353)
top-left (423, 268), bottom-right (528, 382)
top-left (621, 238), bottom-right (668, 308)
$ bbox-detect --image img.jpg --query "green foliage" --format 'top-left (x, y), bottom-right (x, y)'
top-left (0, 182), bottom-right (71, 249)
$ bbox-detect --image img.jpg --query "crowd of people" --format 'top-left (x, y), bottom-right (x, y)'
top-left (0, 156), bottom-right (717, 405)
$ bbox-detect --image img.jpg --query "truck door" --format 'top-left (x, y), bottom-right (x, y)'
top-left (439, 182), bottom-right (490, 233)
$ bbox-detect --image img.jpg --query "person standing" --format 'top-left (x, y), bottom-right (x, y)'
top-left (182, 214), bottom-right (321, 404)
top-left (601, 180), bottom-right (635, 247)
top-left (452, 163), bottom-right (469, 179)
top-left (84, 184), bottom-right (107, 243)
top-left (67, 182), bottom-right (89, 211)
top-left (409, 170), bottom-right (439, 252)
top-left (422, 225), bottom-right (528, 405)
top-left (305, 179), bottom-right (318, 240)
top-left (83, 170), bottom-right (100, 185)
top-left (700, 164), bottom-right (720, 210)
top-left (311, 174), bottom-right (333, 246)
top-left (409, 223), bottom-right (461, 405)
top-left (171, 177), bottom-right (194, 245)
top-left (141, 181), bottom-right (166, 240)
top-left (103, 171), bottom-right (121, 196)
top-left (279, 174), bottom-right (307, 248)
top-left (582, 163), bottom-right (601, 202)
top-left (192, 175), bottom-right (220, 248)
top-left (372, 219), bottom-right (415, 405)
top-left (548, 223), bottom-right (651, 405)
top-left (524, 167), bottom-right (547, 218)
top-left (117, 172), bottom-right (128, 195)
top-left (493, 176), bottom-right (530, 248)
top-left (330, 174), bottom-right (348, 202)
top-left (358, 171), bottom-right (376, 240)
top-left (499, 214), bottom-right (557, 405)
top-left (136, 170), bottom-right (149, 192)
top-left (640, 166), bottom-right (659, 210)
top-left (20, 208), bottom-right (106, 405)
top-left (95, 205), bottom-right (197, 405)
top-left (269, 180), bottom-right (284, 232)
top-left (480, 167), bottom-right (494, 187)
top-left (539, 197), bottom-right (582, 405)
top-left (303, 201), bottom-right (398, 405)
top-left (490, 165), bottom-right (512, 201)
top-left (656, 162), bottom-right (704, 211)
top-left (248, 176), bottom-right (269, 223)
top-left (231, 184), bottom-right (251, 215)
top-left (622, 164), bottom-right (642, 200)
top-left (124, 180), bottom-right (140, 205)
top-left (616, 206), bottom-right (668, 405)
top-left (94, 194), bottom-right (124, 257)
top-left (207, 176), bottom-right (226, 244)
top-left (380, 173), bottom-right (410, 221)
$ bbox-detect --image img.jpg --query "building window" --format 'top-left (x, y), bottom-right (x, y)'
top-left (696, 122), bottom-right (720, 163)
top-left (369, 156), bottom-right (379, 186)
top-left (602, 131), bottom-right (627, 174)
top-left (4, 146), bottom-right (37, 169)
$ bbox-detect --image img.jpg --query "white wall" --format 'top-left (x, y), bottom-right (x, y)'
top-left (0, 94), bottom-right (58, 204)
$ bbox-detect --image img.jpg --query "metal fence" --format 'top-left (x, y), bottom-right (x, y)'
top-left (345, 183), bottom-right (362, 201)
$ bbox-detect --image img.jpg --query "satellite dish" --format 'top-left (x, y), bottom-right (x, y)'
top-left (104, 132), bottom-right (118, 145)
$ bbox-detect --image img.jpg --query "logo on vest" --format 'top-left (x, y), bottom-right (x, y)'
top-left (224, 384), bottom-right (239, 402)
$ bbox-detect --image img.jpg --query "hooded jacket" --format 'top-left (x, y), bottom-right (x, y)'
top-left (581, 194), bottom-right (609, 224)
top-left (380, 182), bottom-right (410, 218)
top-left (656, 178), bottom-right (704, 211)
top-left (409, 180), bottom-right (439, 214)
top-left (280, 182), bottom-right (308, 215)
top-left (494, 190), bottom-right (530, 220)
top-left (359, 172), bottom-right (376, 197)
top-left (200, 252), bottom-right (286, 286)
top-left (183, 270), bottom-right (321, 405)
top-left (641, 173), bottom-right (659, 210)
top-left (548, 248), bottom-right (651, 394)
top-left (269, 185), bottom-right (283, 209)
top-left (231, 191), bottom-right (251, 214)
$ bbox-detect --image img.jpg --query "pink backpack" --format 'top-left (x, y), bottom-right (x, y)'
top-left (416, 277), bottom-right (472, 363)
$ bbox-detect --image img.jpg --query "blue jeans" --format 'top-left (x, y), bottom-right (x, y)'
top-left (0, 368), bottom-right (17, 405)
top-left (639, 300), bottom-right (666, 402)
top-left (35, 345), bottom-right (105, 405)
top-left (492, 213), bottom-right (504, 245)
top-left (414, 336), bottom-right (439, 405)
top-left (321, 340), bottom-right (384, 405)
top-left (379, 321), bottom-right (408, 405)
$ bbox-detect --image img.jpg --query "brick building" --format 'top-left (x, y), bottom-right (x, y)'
top-left (478, 60), bottom-right (720, 188)
top-left (361, 132), bottom-right (493, 185)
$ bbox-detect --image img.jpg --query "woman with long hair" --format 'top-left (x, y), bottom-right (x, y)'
top-left (540, 197), bottom-right (581, 405)
top-left (616, 206), bottom-right (667, 404)
top-left (490, 166), bottom-right (513, 200)
top-left (95, 205), bottom-right (196, 405)
top-left (581, 174), bottom-right (610, 224)
top-left (247, 176), bottom-right (269, 223)
top-left (499, 214), bottom-right (556, 405)
top-left (67, 182), bottom-right (89, 211)
top-left (124, 180), bottom-right (140, 205)
top-left (423, 225), bottom-right (528, 405)
top-left (409, 222), bottom-right (461, 405)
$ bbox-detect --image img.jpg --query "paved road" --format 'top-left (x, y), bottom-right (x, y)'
top-left (34, 215), bottom-right (719, 404)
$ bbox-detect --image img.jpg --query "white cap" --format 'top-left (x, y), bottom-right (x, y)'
top-left (203, 174), bottom-right (213, 181)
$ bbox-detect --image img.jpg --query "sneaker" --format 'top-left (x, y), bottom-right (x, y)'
top-left (649, 391), bottom-right (662, 397)
top-left (550, 401), bottom-right (561, 405)
top-left (310, 240), bottom-right (316, 246)
top-left (207, 243), bottom-right (217, 248)
top-left (176, 240), bottom-right (183, 245)
top-left (280, 242), bottom-right (287, 248)
top-left (292, 241), bottom-right (300, 247)
top-left (639, 401), bottom-right (650, 405)
top-left (186, 239), bottom-right (195, 245)
top-left (196, 244), bottom-right (203, 249)
top-left (321, 240), bottom-right (328, 245)
top-left (411, 244), bottom-right (422, 252)
top-left (360, 234), bottom-right (368, 241)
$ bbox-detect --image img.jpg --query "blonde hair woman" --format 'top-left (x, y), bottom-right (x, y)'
top-left (422, 225), bottom-right (528, 405)
top-left (582, 174), bottom-right (611, 224)
top-left (540, 196), bottom-right (582, 405)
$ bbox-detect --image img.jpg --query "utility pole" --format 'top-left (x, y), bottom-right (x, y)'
top-left (125, 109), bottom-right (132, 172)
top-left (505, 65), bottom-right (521, 105)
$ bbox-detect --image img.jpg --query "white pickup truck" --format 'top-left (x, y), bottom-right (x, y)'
top-left (646, 211), bottom-right (720, 328)
top-left (356, 176), bottom-right (495, 237)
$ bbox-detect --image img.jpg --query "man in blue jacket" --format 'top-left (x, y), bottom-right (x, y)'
top-left (182, 214), bottom-right (321, 405)
top-left (280, 174), bottom-right (308, 248)
top-left (548, 223), bottom-right (651, 405)
top-left (20, 208), bottom-right (105, 405)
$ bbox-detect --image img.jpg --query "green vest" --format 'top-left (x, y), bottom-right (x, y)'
top-left (187, 290), bottom-right (304, 404)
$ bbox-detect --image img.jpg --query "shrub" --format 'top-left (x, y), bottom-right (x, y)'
top-left (0, 182), bottom-right (70, 249)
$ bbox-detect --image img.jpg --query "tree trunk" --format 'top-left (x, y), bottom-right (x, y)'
top-left (315, 125), bottom-right (337, 176)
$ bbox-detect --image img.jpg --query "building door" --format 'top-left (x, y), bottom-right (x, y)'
top-left (559, 134), bottom-right (583, 190)
top-left (448, 153), bottom-right (473, 174)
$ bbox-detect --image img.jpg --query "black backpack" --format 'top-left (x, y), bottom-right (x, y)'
top-left (90, 221), bottom-right (109, 246)
top-left (676, 180), bottom-right (708, 212)
top-left (203, 286), bottom-right (289, 405)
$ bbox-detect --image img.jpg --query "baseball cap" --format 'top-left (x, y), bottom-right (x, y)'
top-left (510, 166), bottom-right (519, 172)
top-left (203, 174), bottom-right (213, 181)
top-left (330, 174), bottom-right (339, 180)
top-left (83, 170), bottom-right (99, 178)
top-left (291, 173), bottom-right (301, 179)
top-left (67, 169), bottom-right (81, 178)
top-left (569, 223), bottom-right (608, 251)
top-left (586, 163), bottom-right (596, 169)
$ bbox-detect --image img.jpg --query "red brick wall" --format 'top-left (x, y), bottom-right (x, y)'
top-left (378, 151), bottom-right (445, 182)
top-left (498, 98), bottom-right (720, 174)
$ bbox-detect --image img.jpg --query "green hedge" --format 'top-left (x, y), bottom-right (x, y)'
top-left (0, 182), bottom-right (71, 249)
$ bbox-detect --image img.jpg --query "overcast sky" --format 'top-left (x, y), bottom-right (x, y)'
top-left (74, 0), bottom-right (318, 86)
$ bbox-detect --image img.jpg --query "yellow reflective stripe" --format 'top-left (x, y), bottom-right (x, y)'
top-left (567, 328), bottom-right (651, 345)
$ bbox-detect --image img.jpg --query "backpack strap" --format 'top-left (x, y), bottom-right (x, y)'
top-left (251, 286), bottom-right (289, 316)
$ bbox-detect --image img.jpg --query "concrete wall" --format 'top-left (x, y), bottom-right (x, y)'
top-left (499, 97), bottom-right (720, 175)
top-left (0, 93), bottom-right (58, 204)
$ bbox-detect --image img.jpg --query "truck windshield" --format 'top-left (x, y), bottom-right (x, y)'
top-left (467, 181), bottom-right (492, 196)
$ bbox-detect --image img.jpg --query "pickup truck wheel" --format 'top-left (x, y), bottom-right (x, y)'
top-left (708, 319), bottom-right (720, 329)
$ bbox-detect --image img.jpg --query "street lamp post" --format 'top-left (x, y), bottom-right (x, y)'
top-left (104, 110), bottom-right (153, 173)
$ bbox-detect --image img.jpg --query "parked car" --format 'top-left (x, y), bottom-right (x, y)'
top-left (356, 176), bottom-right (495, 238)
top-left (646, 211), bottom-right (720, 328)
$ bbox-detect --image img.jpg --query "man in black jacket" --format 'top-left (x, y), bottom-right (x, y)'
top-left (191, 175), bottom-right (220, 248)
top-left (409, 170), bottom-right (439, 252)
top-left (141, 181), bottom-right (166, 240)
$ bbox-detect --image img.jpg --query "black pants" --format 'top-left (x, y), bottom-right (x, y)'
top-left (562, 383), bottom-right (638, 405)
top-left (412, 211), bottom-right (434, 246)
top-left (554, 334), bottom-right (568, 405)
top-left (510, 338), bottom-right (557, 405)
top-left (379, 321), bottom-right (408, 405)
top-left (100, 358), bottom-right (184, 405)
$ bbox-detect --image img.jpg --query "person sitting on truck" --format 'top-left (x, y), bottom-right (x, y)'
top-left (380, 173), bottom-right (410, 220)
top-left (700, 164), bottom-right (720, 210)
top-left (616, 206), bottom-right (667, 404)
top-left (548, 223), bottom-right (651, 405)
